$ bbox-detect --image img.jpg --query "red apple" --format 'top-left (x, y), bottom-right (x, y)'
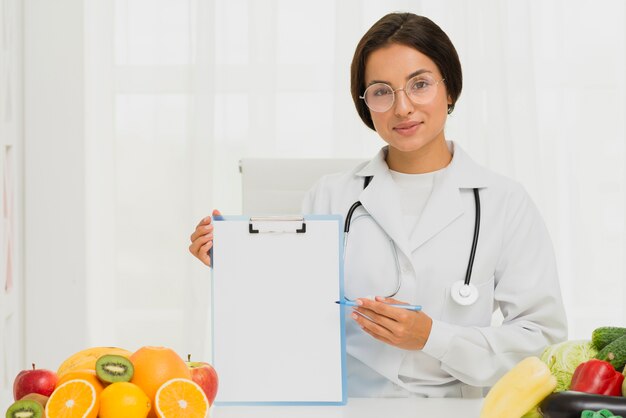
top-left (186, 354), bottom-right (218, 404)
top-left (13, 363), bottom-right (59, 400)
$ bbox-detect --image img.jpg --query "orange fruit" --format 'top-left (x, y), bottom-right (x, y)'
top-left (56, 369), bottom-right (104, 395)
top-left (45, 379), bottom-right (99, 418)
top-left (57, 347), bottom-right (132, 377)
top-left (130, 346), bottom-right (191, 418)
top-left (99, 382), bottom-right (151, 418)
top-left (155, 378), bottom-right (209, 418)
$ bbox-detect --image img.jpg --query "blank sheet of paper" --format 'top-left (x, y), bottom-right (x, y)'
top-left (211, 216), bottom-right (345, 405)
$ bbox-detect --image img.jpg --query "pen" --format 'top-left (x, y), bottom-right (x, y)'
top-left (335, 300), bottom-right (422, 311)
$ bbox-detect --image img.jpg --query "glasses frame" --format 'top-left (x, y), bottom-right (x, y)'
top-left (359, 75), bottom-right (446, 113)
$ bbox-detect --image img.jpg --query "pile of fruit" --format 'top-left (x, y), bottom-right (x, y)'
top-left (5, 346), bottom-right (218, 418)
top-left (480, 326), bottom-right (626, 418)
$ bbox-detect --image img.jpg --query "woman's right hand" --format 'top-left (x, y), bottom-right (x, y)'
top-left (189, 209), bottom-right (221, 267)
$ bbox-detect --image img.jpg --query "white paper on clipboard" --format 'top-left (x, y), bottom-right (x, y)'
top-left (211, 215), bottom-right (346, 405)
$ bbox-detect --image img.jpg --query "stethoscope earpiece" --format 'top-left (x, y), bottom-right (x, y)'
top-left (451, 280), bottom-right (479, 306)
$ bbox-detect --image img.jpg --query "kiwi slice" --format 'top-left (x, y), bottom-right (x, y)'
top-left (5, 399), bottom-right (43, 418)
top-left (96, 354), bottom-right (134, 383)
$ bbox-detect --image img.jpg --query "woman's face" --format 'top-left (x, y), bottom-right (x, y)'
top-left (364, 43), bottom-right (451, 156)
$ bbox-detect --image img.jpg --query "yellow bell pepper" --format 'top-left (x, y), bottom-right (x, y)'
top-left (480, 356), bottom-right (557, 418)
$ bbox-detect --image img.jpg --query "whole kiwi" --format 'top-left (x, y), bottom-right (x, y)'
top-left (20, 393), bottom-right (48, 407)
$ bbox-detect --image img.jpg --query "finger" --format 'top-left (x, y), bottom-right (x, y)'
top-left (212, 209), bottom-right (222, 217)
top-left (188, 240), bottom-right (212, 266)
top-left (359, 323), bottom-right (394, 345)
top-left (357, 298), bottom-right (404, 321)
top-left (196, 214), bottom-right (213, 229)
top-left (375, 296), bottom-right (407, 306)
top-left (351, 310), bottom-right (394, 341)
top-left (190, 223), bottom-right (214, 243)
top-left (189, 232), bottom-right (213, 254)
top-left (197, 240), bottom-right (214, 267)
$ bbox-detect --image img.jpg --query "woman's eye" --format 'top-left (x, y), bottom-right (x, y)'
top-left (411, 80), bottom-right (431, 90)
top-left (373, 87), bottom-right (392, 97)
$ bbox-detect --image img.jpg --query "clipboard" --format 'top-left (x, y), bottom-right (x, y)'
top-left (211, 215), bottom-right (347, 406)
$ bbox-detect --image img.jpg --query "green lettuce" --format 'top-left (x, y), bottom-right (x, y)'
top-left (540, 339), bottom-right (599, 392)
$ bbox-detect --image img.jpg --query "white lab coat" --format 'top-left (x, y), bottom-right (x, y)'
top-left (302, 142), bottom-right (567, 398)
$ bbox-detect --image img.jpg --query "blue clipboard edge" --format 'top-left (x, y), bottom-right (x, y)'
top-left (211, 214), bottom-right (347, 406)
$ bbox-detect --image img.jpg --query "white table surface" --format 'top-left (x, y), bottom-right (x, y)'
top-left (212, 397), bottom-right (484, 418)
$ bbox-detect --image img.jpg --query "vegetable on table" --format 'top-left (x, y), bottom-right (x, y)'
top-left (570, 359), bottom-right (624, 396)
top-left (592, 327), bottom-right (626, 351)
top-left (580, 409), bottom-right (623, 418)
top-left (539, 391), bottom-right (626, 418)
top-left (479, 356), bottom-right (556, 418)
top-left (541, 340), bottom-right (599, 392)
top-left (595, 334), bottom-right (626, 371)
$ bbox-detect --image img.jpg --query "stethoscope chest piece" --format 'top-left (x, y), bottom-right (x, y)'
top-left (451, 280), bottom-right (479, 306)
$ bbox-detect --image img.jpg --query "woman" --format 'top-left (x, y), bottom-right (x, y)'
top-left (189, 13), bottom-right (567, 398)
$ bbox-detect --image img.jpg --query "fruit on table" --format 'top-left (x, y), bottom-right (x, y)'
top-left (98, 381), bottom-right (151, 418)
top-left (154, 378), bottom-right (209, 418)
top-left (592, 327), bottom-right (626, 351)
top-left (20, 393), bottom-right (49, 407)
top-left (186, 354), bottom-right (219, 405)
top-left (479, 356), bottom-right (556, 418)
top-left (595, 334), bottom-right (626, 371)
top-left (96, 354), bottom-right (135, 383)
top-left (45, 379), bottom-right (99, 418)
top-left (539, 390), bottom-right (626, 417)
top-left (55, 369), bottom-right (104, 395)
top-left (13, 364), bottom-right (59, 400)
top-left (56, 346), bottom-right (131, 377)
top-left (130, 346), bottom-right (191, 418)
top-left (570, 359), bottom-right (624, 396)
top-left (5, 398), bottom-right (45, 418)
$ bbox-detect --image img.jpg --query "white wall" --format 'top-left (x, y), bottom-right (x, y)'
top-left (0, 0), bottom-right (24, 409)
top-left (23, 0), bottom-right (88, 369)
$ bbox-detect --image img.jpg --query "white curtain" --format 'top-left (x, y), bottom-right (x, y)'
top-left (85, 0), bottom-right (626, 358)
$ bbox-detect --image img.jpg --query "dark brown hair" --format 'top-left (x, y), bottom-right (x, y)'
top-left (350, 13), bottom-right (463, 131)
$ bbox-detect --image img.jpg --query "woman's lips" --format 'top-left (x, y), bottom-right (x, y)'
top-left (393, 121), bottom-right (422, 136)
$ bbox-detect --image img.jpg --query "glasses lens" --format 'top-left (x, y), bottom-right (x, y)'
top-left (406, 75), bottom-right (438, 104)
top-left (363, 83), bottom-right (394, 112)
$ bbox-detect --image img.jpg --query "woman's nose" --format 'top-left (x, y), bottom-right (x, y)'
top-left (393, 90), bottom-right (414, 117)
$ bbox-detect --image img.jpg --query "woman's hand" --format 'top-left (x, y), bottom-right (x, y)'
top-left (188, 209), bottom-right (221, 267)
top-left (351, 296), bottom-right (432, 350)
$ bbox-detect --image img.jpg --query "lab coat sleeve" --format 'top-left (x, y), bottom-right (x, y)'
top-left (421, 185), bottom-right (568, 387)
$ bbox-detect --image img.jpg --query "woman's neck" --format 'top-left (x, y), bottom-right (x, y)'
top-left (386, 139), bottom-right (452, 174)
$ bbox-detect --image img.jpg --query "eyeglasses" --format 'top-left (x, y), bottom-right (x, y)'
top-left (360, 74), bottom-right (445, 113)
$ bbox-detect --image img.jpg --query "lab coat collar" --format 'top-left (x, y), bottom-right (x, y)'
top-left (355, 141), bottom-right (491, 188)
top-left (355, 141), bottom-right (492, 254)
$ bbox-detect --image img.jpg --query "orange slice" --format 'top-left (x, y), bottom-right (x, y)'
top-left (154, 378), bottom-right (209, 418)
top-left (45, 379), bottom-right (99, 418)
top-left (56, 369), bottom-right (104, 395)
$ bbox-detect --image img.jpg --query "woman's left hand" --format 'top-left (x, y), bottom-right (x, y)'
top-left (351, 296), bottom-right (433, 350)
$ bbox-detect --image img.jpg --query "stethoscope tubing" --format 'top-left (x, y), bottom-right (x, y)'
top-left (343, 175), bottom-right (481, 304)
top-left (464, 188), bottom-right (481, 286)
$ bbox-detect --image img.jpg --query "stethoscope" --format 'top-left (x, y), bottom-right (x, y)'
top-left (344, 175), bottom-right (481, 306)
